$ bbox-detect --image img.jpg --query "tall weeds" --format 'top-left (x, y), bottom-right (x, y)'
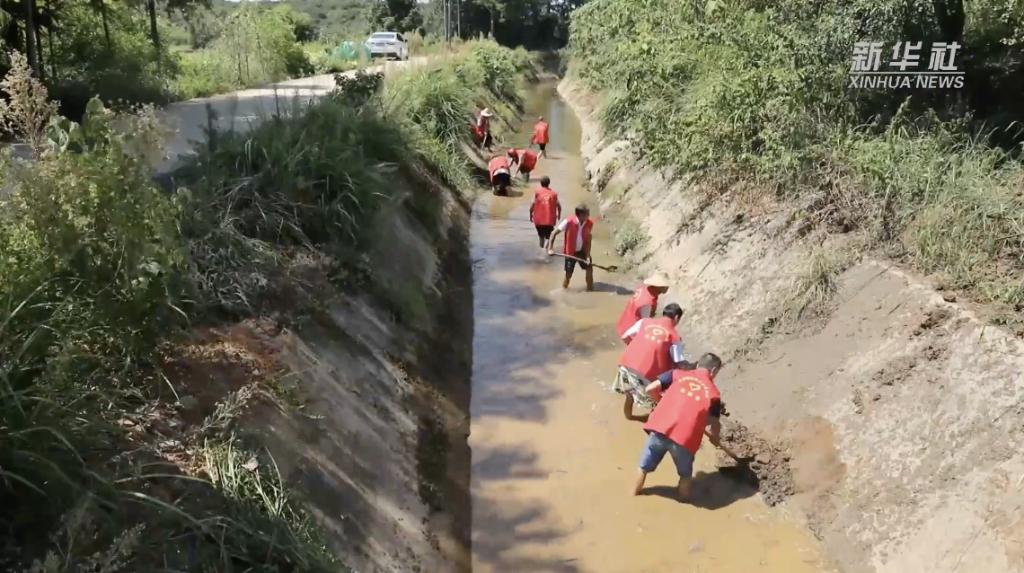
top-left (1, 40), bottom-right (531, 569)
top-left (570, 0), bottom-right (1024, 313)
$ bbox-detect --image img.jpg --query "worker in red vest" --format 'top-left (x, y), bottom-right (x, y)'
top-left (488, 154), bottom-right (511, 195)
top-left (531, 116), bottom-right (550, 157)
top-left (507, 147), bottom-right (539, 182)
top-left (617, 273), bottom-right (671, 341)
top-left (529, 176), bottom-right (561, 248)
top-left (614, 303), bottom-right (686, 420)
top-left (547, 204), bottom-right (594, 290)
top-left (632, 353), bottom-right (731, 500)
top-left (475, 108), bottom-right (494, 151)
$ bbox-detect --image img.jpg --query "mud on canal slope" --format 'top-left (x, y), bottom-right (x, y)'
top-left (559, 76), bottom-right (1024, 573)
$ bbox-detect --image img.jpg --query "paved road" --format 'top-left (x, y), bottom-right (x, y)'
top-left (156, 56), bottom-right (430, 172)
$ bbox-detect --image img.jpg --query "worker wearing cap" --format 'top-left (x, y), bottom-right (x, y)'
top-left (614, 303), bottom-right (687, 421)
top-left (617, 273), bottom-right (671, 342)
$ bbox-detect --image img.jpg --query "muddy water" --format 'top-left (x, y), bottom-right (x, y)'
top-left (468, 82), bottom-right (836, 572)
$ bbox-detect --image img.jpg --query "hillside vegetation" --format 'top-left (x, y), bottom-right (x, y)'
top-left (569, 0), bottom-right (1024, 324)
top-left (0, 41), bottom-right (531, 571)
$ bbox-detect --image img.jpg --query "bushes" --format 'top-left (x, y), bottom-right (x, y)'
top-left (170, 4), bottom-right (314, 99)
top-left (1, 39), bottom-right (527, 570)
top-left (570, 0), bottom-right (1024, 310)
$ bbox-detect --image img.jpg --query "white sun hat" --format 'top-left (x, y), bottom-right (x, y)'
top-left (643, 273), bottom-right (671, 288)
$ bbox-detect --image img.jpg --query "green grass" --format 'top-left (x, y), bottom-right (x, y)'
top-left (614, 220), bottom-right (646, 257)
top-left (1, 40), bottom-right (530, 570)
top-left (570, 0), bottom-right (1024, 314)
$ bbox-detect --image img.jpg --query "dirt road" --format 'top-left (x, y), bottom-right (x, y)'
top-left (468, 82), bottom-right (837, 572)
top-left (156, 57), bottom-right (430, 172)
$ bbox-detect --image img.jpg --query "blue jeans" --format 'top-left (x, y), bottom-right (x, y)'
top-left (639, 431), bottom-right (694, 478)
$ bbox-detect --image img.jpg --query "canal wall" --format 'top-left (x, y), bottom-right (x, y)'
top-left (559, 74), bottom-right (1024, 573)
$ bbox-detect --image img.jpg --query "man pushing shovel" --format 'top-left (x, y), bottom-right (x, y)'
top-left (627, 353), bottom-right (743, 501)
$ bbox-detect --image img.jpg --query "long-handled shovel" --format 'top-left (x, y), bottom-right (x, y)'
top-left (547, 252), bottom-right (619, 272)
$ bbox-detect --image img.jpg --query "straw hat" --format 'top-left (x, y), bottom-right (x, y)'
top-left (480, 108), bottom-right (494, 117)
top-left (643, 272), bottom-right (671, 288)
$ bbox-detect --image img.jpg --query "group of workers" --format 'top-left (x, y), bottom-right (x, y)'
top-left (476, 109), bottom-right (549, 196)
top-left (613, 278), bottom-right (736, 499)
top-left (474, 111), bottom-right (594, 290)
top-left (480, 108), bottom-right (737, 502)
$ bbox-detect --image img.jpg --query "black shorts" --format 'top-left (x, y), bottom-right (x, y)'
top-left (536, 225), bottom-right (554, 241)
top-left (564, 250), bottom-right (590, 273)
top-left (538, 143), bottom-right (546, 152)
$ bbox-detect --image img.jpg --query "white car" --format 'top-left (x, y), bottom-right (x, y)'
top-left (365, 32), bottom-right (409, 61)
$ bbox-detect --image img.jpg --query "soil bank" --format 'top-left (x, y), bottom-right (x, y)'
top-left (558, 74), bottom-right (1024, 573)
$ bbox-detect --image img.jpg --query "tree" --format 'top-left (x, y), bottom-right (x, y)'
top-left (372, 0), bottom-right (419, 32)
top-left (146, 0), bottom-right (158, 52)
top-left (933, 0), bottom-right (965, 42)
top-left (24, 0), bottom-right (39, 75)
top-left (89, 0), bottom-right (113, 50)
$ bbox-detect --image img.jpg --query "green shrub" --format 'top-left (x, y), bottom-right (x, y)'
top-left (614, 221), bottom-right (646, 256)
top-left (570, 0), bottom-right (1024, 309)
top-left (170, 4), bottom-right (315, 100)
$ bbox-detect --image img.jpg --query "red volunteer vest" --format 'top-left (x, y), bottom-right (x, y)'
top-left (507, 149), bottom-right (538, 172)
top-left (518, 149), bottom-right (538, 171)
top-left (532, 187), bottom-right (559, 226)
top-left (617, 316), bottom-right (679, 381)
top-left (532, 121), bottom-right (550, 145)
top-left (488, 156), bottom-right (510, 183)
top-left (616, 286), bottom-right (659, 337)
top-left (562, 215), bottom-right (593, 255)
top-left (644, 368), bottom-right (721, 455)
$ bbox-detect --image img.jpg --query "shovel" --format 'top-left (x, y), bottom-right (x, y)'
top-left (705, 430), bottom-right (759, 486)
top-left (547, 252), bottom-right (619, 272)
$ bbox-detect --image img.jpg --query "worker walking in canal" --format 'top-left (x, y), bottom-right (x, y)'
top-left (614, 303), bottom-right (686, 421)
top-left (508, 147), bottom-right (539, 182)
top-left (488, 154), bottom-right (512, 195)
top-left (631, 353), bottom-right (726, 501)
top-left (531, 116), bottom-right (550, 157)
top-left (617, 273), bottom-right (671, 341)
top-left (547, 204), bottom-right (594, 291)
top-left (529, 176), bottom-right (561, 249)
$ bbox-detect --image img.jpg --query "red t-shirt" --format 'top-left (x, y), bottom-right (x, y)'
top-left (532, 187), bottom-right (559, 226)
top-left (618, 316), bottom-right (680, 381)
top-left (532, 121), bottom-right (550, 145)
top-left (644, 368), bottom-right (721, 455)
top-left (616, 286), bottom-right (658, 338)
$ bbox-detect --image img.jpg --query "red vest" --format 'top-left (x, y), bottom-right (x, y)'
top-left (645, 368), bottom-right (721, 455)
top-left (519, 149), bottom-right (538, 171)
top-left (532, 121), bottom-right (549, 144)
top-left (562, 215), bottom-right (593, 255)
top-left (488, 156), bottom-right (509, 183)
top-left (616, 286), bottom-right (659, 337)
top-left (617, 316), bottom-right (679, 381)
top-left (532, 187), bottom-right (559, 226)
